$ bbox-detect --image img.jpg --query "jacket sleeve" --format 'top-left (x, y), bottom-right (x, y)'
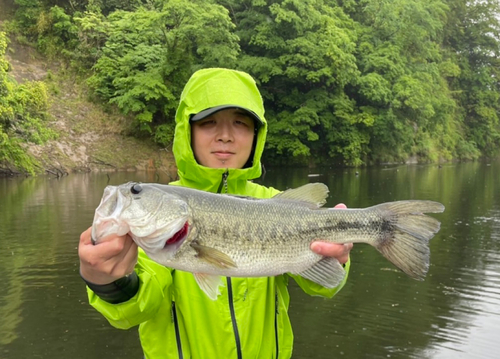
top-left (290, 257), bottom-right (351, 298)
top-left (86, 250), bottom-right (173, 329)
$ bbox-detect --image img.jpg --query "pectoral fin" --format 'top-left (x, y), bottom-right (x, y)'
top-left (190, 241), bottom-right (237, 269)
top-left (294, 257), bottom-right (346, 288)
top-left (193, 273), bottom-right (224, 300)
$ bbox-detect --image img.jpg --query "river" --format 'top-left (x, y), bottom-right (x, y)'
top-left (1, 160), bottom-right (499, 358)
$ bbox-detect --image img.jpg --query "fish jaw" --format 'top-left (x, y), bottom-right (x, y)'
top-left (91, 186), bottom-right (131, 242)
top-left (92, 217), bottom-right (131, 243)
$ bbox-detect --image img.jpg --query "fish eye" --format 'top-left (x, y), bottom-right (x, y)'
top-left (131, 183), bottom-right (142, 194)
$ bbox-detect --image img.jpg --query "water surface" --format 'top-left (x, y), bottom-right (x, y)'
top-left (1, 161), bottom-right (499, 358)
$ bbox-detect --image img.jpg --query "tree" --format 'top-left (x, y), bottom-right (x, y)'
top-left (221, 0), bottom-right (361, 165)
top-left (85, 0), bottom-right (240, 145)
top-left (0, 32), bottom-right (55, 174)
top-left (443, 0), bottom-right (500, 158)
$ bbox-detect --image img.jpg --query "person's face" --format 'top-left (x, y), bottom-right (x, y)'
top-left (191, 109), bottom-right (256, 169)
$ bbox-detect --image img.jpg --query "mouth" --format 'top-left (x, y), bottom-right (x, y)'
top-left (213, 151), bottom-right (235, 160)
top-left (92, 186), bottom-right (130, 243)
top-left (165, 222), bottom-right (189, 247)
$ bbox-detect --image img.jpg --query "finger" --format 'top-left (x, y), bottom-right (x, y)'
top-left (109, 235), bottom-right (135, 262)
top-left (98, 234), bottom-right (132, 259)
top-left (311, 241), bottom-right (344, 256)
top-left (310, 242), bottom-right (352, 263)
top-left (344, 243), bottom-right (354, 252)
top-left (119, 234), bottom-right (136, 254)
top-left (79, 227), bottom-right (93, 245)
top-left (101, 236), bottom-right (138, 278)
top-left (119, 239), bottom-right (139, 274)
top-left (80, 237), bottom-right (136, 282)
top-left (333, 203), bottom-right (347, 209)
top-left (80, 234), bottom-right (129, 265)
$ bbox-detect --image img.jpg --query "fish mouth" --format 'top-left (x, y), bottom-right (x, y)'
top-left (92, 186), bottom-right (131, 242)
top-left (165, 222), bottom-right (189, 247)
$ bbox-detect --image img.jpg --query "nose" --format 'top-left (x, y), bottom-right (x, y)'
top-left (216, 122), bottom-right (234, 142)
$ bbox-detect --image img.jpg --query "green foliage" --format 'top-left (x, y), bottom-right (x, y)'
top-left (0, 32), bottom-right (56, 174)
top-left (73, 8), bottom-right (109, 68)
top-left (442, 0), bottom-right (500, 158)
top-left (225, 0), bottom-right (495, 166)
top-left (36, 5), bottom-right (79, 57)
top-left (86, 0), bottom-right (240, 145)
top-left (4, 0), bottom-right (500, 169)
top-left (226, 0), bottom-right (362, 164)
top-left (13, 0), bottom-right (43, 35)
top-left (349, 0), bottom-right (485, 164)
top-left (88, 0), bottom-right (147, 14)
top-left (0, 129), bottom-right (39, 175)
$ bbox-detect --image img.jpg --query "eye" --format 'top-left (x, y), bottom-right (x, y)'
top-left (131, 183), bottom-right (142, 194)
top-left (234, 115), bottom-right (254, 128)
top-left (198, 119), bottom-right (216, 126)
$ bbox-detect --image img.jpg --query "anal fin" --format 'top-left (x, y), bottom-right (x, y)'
top-left (294, 257), bottom-right (346, 288)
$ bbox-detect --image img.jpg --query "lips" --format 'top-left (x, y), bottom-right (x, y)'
top-left (165, 222), bottom-right (188, 246)
top-left (213, 151), bottom-right (235, 159)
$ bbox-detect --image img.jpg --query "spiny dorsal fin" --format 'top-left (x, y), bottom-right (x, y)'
top-left (273, 183), bottom-right (329, 208)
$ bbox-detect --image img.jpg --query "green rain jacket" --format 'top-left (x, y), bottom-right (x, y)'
top-left (87, 68), bottom-right (350, 359)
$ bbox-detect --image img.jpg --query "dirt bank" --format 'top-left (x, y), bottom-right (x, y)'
top-left (2, 27), bottom-right (178, 179)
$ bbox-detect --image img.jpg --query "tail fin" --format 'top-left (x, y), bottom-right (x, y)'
top-left (372, 201), bottom-right (445, 280)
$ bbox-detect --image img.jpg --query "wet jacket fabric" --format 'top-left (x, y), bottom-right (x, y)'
top-left (87, 68), bottom-right (350, 358)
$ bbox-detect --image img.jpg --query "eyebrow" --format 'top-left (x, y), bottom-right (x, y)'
top-left (233, 110), bottom-right (252, 117)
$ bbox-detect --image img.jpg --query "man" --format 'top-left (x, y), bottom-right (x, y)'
top-left (79, 68), bottom-right (352, 358)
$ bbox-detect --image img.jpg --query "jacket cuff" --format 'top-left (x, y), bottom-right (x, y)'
top-left (82, 272), bottom-right (140, 304)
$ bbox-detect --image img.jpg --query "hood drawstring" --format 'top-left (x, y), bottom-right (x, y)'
top-left (217, 170), bottom-right (229, 194)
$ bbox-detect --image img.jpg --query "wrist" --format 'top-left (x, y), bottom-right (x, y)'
top-left (81, 271), bottom-right (140, 304)
top-left (79, 266), bottom-right (116, 286)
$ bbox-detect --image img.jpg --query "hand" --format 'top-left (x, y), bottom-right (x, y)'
top-left (79, 227), bottom-right (138, 285)
top-left (310, 203), bottom-right (353, 265)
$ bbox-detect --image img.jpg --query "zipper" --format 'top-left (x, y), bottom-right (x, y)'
top-left (171, 301), bottom-right (184, 359)
top-left (219, 172), bottom-right (240, 358)
top-left (217, 170), bottom-right (229, 193)
top-left (275, 292), bottom-right (280, 359)
top-left (227, 277), bottom-right (243, 359)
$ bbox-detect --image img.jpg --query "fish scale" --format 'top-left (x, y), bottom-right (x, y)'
top-left (92, 182), bottom-right (445, 300)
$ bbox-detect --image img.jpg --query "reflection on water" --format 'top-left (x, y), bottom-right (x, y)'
top-left (424, 207), bottom-right (500, 359)
top-left (0, 161), bottom-right (499, 358)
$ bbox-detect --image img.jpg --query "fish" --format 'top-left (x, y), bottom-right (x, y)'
top-left (91, 182), bottom-right (445, 300)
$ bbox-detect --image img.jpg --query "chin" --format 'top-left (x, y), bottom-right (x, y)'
top-left (205, 159), bottom-right (241, 169)
top-left (197, 155), bottom-right (248, 169)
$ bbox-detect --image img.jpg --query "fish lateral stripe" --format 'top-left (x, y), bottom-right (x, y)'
top-left (314, 219), bottom-right (394, 233)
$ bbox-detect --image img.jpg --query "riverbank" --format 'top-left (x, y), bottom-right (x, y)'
top-left (1, 30), bottom-right (177, 179)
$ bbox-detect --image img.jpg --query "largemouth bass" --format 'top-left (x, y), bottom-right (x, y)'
top-left (91, 182), bottom-right (444, 299)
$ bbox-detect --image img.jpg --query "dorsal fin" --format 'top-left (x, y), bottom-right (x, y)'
top-left (273, 183), bottom-right (329, 208)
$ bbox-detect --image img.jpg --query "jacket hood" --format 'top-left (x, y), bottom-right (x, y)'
top-left (172, 68), bottom-right (268, 193)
